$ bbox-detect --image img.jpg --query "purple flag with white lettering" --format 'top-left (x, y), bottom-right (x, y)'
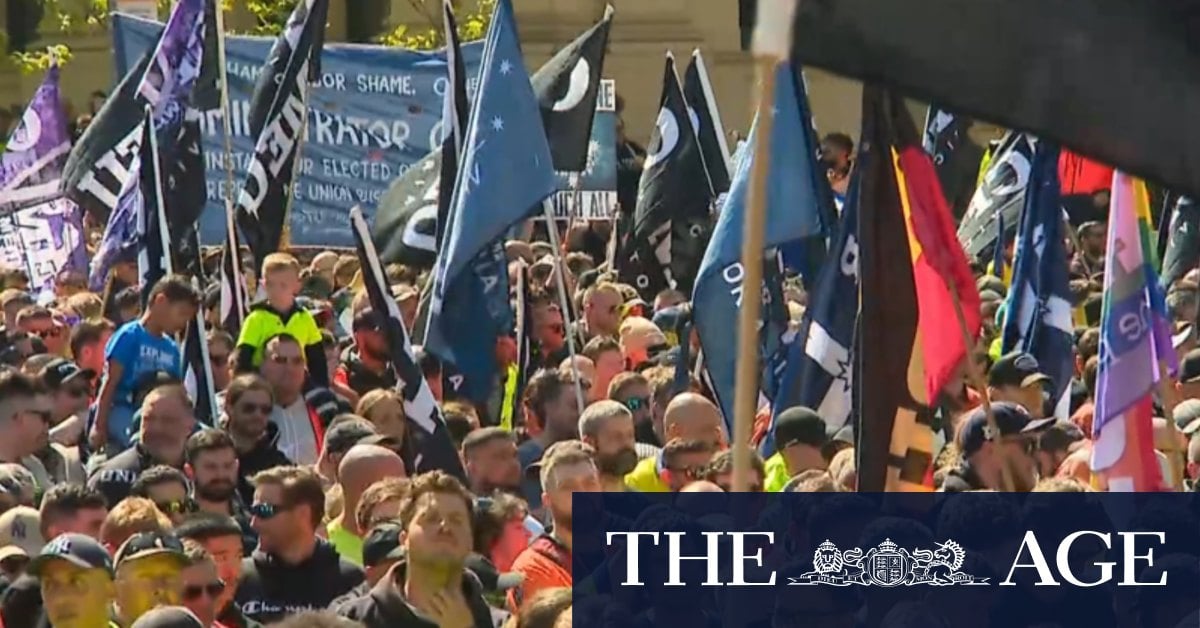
top-left (0, 64), bottom-right (87, 293)
top-left (138, 0), bottom-right (206, 136)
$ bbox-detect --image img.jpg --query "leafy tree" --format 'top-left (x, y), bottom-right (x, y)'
top-left (5, 0), bottom-right (492, 72)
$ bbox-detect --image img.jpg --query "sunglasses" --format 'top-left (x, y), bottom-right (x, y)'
top-left (183, 580), bottom-right (225, 601)
top-left (269, 355), bottom-right (305, 367)
top-left (669, 465), bottom-right (706, 481)
top-left (155, 498), bottom-right (198, 516)
top-left (33, 328), bottom-right (62, 339)
top-left (237, 402), bottom-right (272, 416)
top-left (622, 396), bottom-right (650, 412)
top-left (249, 502), bottom-right (289, 519)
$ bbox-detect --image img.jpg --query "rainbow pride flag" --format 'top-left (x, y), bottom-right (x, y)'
top-left (1091, 172), bottom-right (1176, 491)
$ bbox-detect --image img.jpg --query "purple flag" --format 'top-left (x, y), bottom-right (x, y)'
top-left (0, 65), bottom-right (73, 213)
top-left (138, 0), bottom-right (205, 134)
top-left (0, 65), bottom-right (87, 293)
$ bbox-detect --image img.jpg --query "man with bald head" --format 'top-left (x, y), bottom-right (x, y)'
top-left (624, 392), bottom-right (726, 492)
top-left (327, 444), bottom-right (406, 565)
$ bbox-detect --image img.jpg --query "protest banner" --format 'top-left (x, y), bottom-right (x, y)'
top-left (546, 78), bottom-right (618, 221)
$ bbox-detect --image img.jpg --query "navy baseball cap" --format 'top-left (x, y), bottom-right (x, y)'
top-left (29, 533), bottom-right (113, 576)
top-left (362, 521), bottom-right (404, 568)
top-left (114, 531), bottom-right (187, 568)
top-left (988, 352), bottom-right (1053, 388)
top-left (958, 402), bottom-right (1055, 456)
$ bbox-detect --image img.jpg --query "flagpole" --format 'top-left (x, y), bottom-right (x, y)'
top-left (541, 198), bottom-right (587, 412)
top-left (145, 107), bottom-right (174, 276)
top-left (213, 1), bottom-right (239, 226)
top-left (948, 282), bottom-right (1015, 491)
top-left (731, 0), bottom-right (795, 492)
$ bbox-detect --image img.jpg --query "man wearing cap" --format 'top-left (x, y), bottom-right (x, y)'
top-left (29, 533), bottom-right (117, 628)
top-left (987, 351), bottom-right (1053, 418)
top-left (112, 531), bottom-right (190, 627)
top-left (763, 407), bottom-right (832, 493)
top-left (1174, 348), bottom-right (1200, 402)
top-left (40, 357), bottom-right (94, 458)
top-left (942, 402), bottom-right (1053, 492)
top-left (334, 308), bottom-right (397, 399)
top-left (0, 506), bottom-right (44, 576)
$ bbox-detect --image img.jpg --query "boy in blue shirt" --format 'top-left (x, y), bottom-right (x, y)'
top-left (88, 275), bottom-right (200, 454)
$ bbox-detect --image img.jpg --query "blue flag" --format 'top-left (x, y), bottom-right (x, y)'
top-left (765, 162), bottom-right (862, 456)
top-left (1000, 139), bottom-right (1074, 418)
top-left (691, 61), bottom-right (825, 433)
top-left (427, 0), bottom-right (559, 404)
top-left (778, 66), bottom-right (834, 283)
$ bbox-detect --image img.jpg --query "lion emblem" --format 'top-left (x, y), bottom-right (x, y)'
top-left (813, 540), bottom-right (843, 574)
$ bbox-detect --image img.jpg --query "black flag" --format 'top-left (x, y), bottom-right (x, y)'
top-left (163, 108), bottom-right (206, 277)
top-left (135, 109), bottom-right (170, 306)
top-left (435, 0), bottom-right (469, 251)
top-left (236, 0), bottom-right (328, 271)
top-left (922, 105), bottom-right (982, 219)
top-left (617, 53), bottom-right (713, 301)
top-left (219, 204), bottom-right (248, 337)
top-left (956, 132), bottom-right (1034, 258)
top-left (682, 49), bottom-right (731, 196)
top-left (1161, 196), bottom-right (1200, 288)
top-left (183, 277), bottom-right (219, 425)
top-left (531, 5), bottom-right (613, 172)
top-left (350, 205), bottom-right (465, 481)
top-left (790, 0), bottom-right (1200, 199)
top-left (375, 150), bottom-right (442, 268)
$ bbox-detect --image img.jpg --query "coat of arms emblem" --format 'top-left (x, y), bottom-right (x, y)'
top-left (789, 538), bottom-right (988, 587)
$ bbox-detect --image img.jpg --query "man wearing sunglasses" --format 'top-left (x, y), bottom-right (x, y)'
top-left (942, 402), bottom-right (1054, 492)
top-left (238, 466), bottom-right (363, 624)
top-left (626, 393), bottom-right (725, 492)
top-left (179, 540), bottom-right (228, 628)
top-left (221, 375), bottom-right (292, 505)
top-left (38, 359), bottom-right (93, 474)
top-left (15, 307), bottom-right (67, 358)
top-left (131, 466), bottom-right (197, 526)
top-left (176, 514), bottom-right (252, 628)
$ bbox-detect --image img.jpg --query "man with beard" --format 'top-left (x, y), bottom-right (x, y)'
top-left (220, 375), bottom-right (292, 505)
top-left (578, 401), bottom-right (637, 492)
top-left (508, 441), bottom-right (600, 611)
top-left (942, 402), bottom-right (1054, 492)
top-left (238, 465), bottom-right (363, 623)
top-left (185, 429), bottom-right (257, 553)
top-left (327, 444), bottom-right (406, 566)
top-left (462, 428), bottom-right (521, 496)
top-left (334, 309), bottom-right (396, 398)
top-left (89, 384), bottom-right (196, 507)
top-left (334, 471), bottom-right (493, 628)
top-left (518, 370), bottom-right (586, 517)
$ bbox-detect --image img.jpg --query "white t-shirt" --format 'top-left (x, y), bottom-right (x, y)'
top-left (271, 398), bottom-right (319, 465)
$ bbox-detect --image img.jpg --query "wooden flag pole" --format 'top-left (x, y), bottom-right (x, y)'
top-left (731, 0), bottom-right (795, 492)
top-left (947, 281), bottom-right (1015, 491)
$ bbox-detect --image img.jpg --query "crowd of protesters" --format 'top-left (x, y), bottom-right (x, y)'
top-left (0, 125), bottom-right (1195, 628)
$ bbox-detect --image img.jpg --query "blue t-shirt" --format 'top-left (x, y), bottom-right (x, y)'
top-left (97, 320), bottom-right (182, 447)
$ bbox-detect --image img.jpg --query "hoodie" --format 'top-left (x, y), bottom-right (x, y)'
top-left (235, 540), bottom-right (364, 624)
top-left (232, 423), bottom-right (292, 505)
top-left (334, 561), bottom-right (493, 628)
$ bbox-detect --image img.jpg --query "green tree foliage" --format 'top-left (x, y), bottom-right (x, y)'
top-left (7, 0), bottom-right (492, 72)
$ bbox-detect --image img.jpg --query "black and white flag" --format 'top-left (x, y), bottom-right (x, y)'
top-left (617, 53), bottom-right (713, 301)
top-left (682, 49), bottom-right (731, 196)
top-left (183, 276), bottom-right (219, 425)
top-left (350, 205), bottom-right (465, 481)
top-left (135, 108), bottom-right (171, 306)
top-left (434, 0), bottom-right (470, 252)
top-left (531, 4), bottom-right (613, 172)
top-left (236, 0), bottom-right (328, 271)
top-left (164, 108), bottom-right (206, 278)
top-left (922, 105), bottom-right (983, 219)
top-left (219, 203), bottom-right (248, 337)
top-left (1161, 195), bottom-right (1200, 288)
top-left (375, 149), bottom-right (442, 268)
top-left (956, 132), bottom-right (1035, 258)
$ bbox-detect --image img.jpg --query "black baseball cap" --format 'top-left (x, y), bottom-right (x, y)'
top-left (1177, 348), bottom-right (1200, 384)
top-left (28, 533), bottom-right (113, 576)
top-left (958, 402), bottom-right (1056, 456)
top-left (40, 358), bottom-right (95, 389)
top-left (773, 407), bottom-right (829, 451)
top-left (129, 607), bottom-right (204, 628)
top-left (114, 531), bottom-right (188, 568)
top-left (362, 521), bottom-right (405, 568)
top-left (465, 553), bottom-right (524, 592)
top-left (988, 352), bottom-right (1053, 388)
top-left (323, 418), bottom-right (378, 457)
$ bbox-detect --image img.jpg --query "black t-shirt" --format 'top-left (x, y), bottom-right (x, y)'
top-left (0, 573), bottom-right (45, 628)
top-left (235, 541), bottom-right (364, 624)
